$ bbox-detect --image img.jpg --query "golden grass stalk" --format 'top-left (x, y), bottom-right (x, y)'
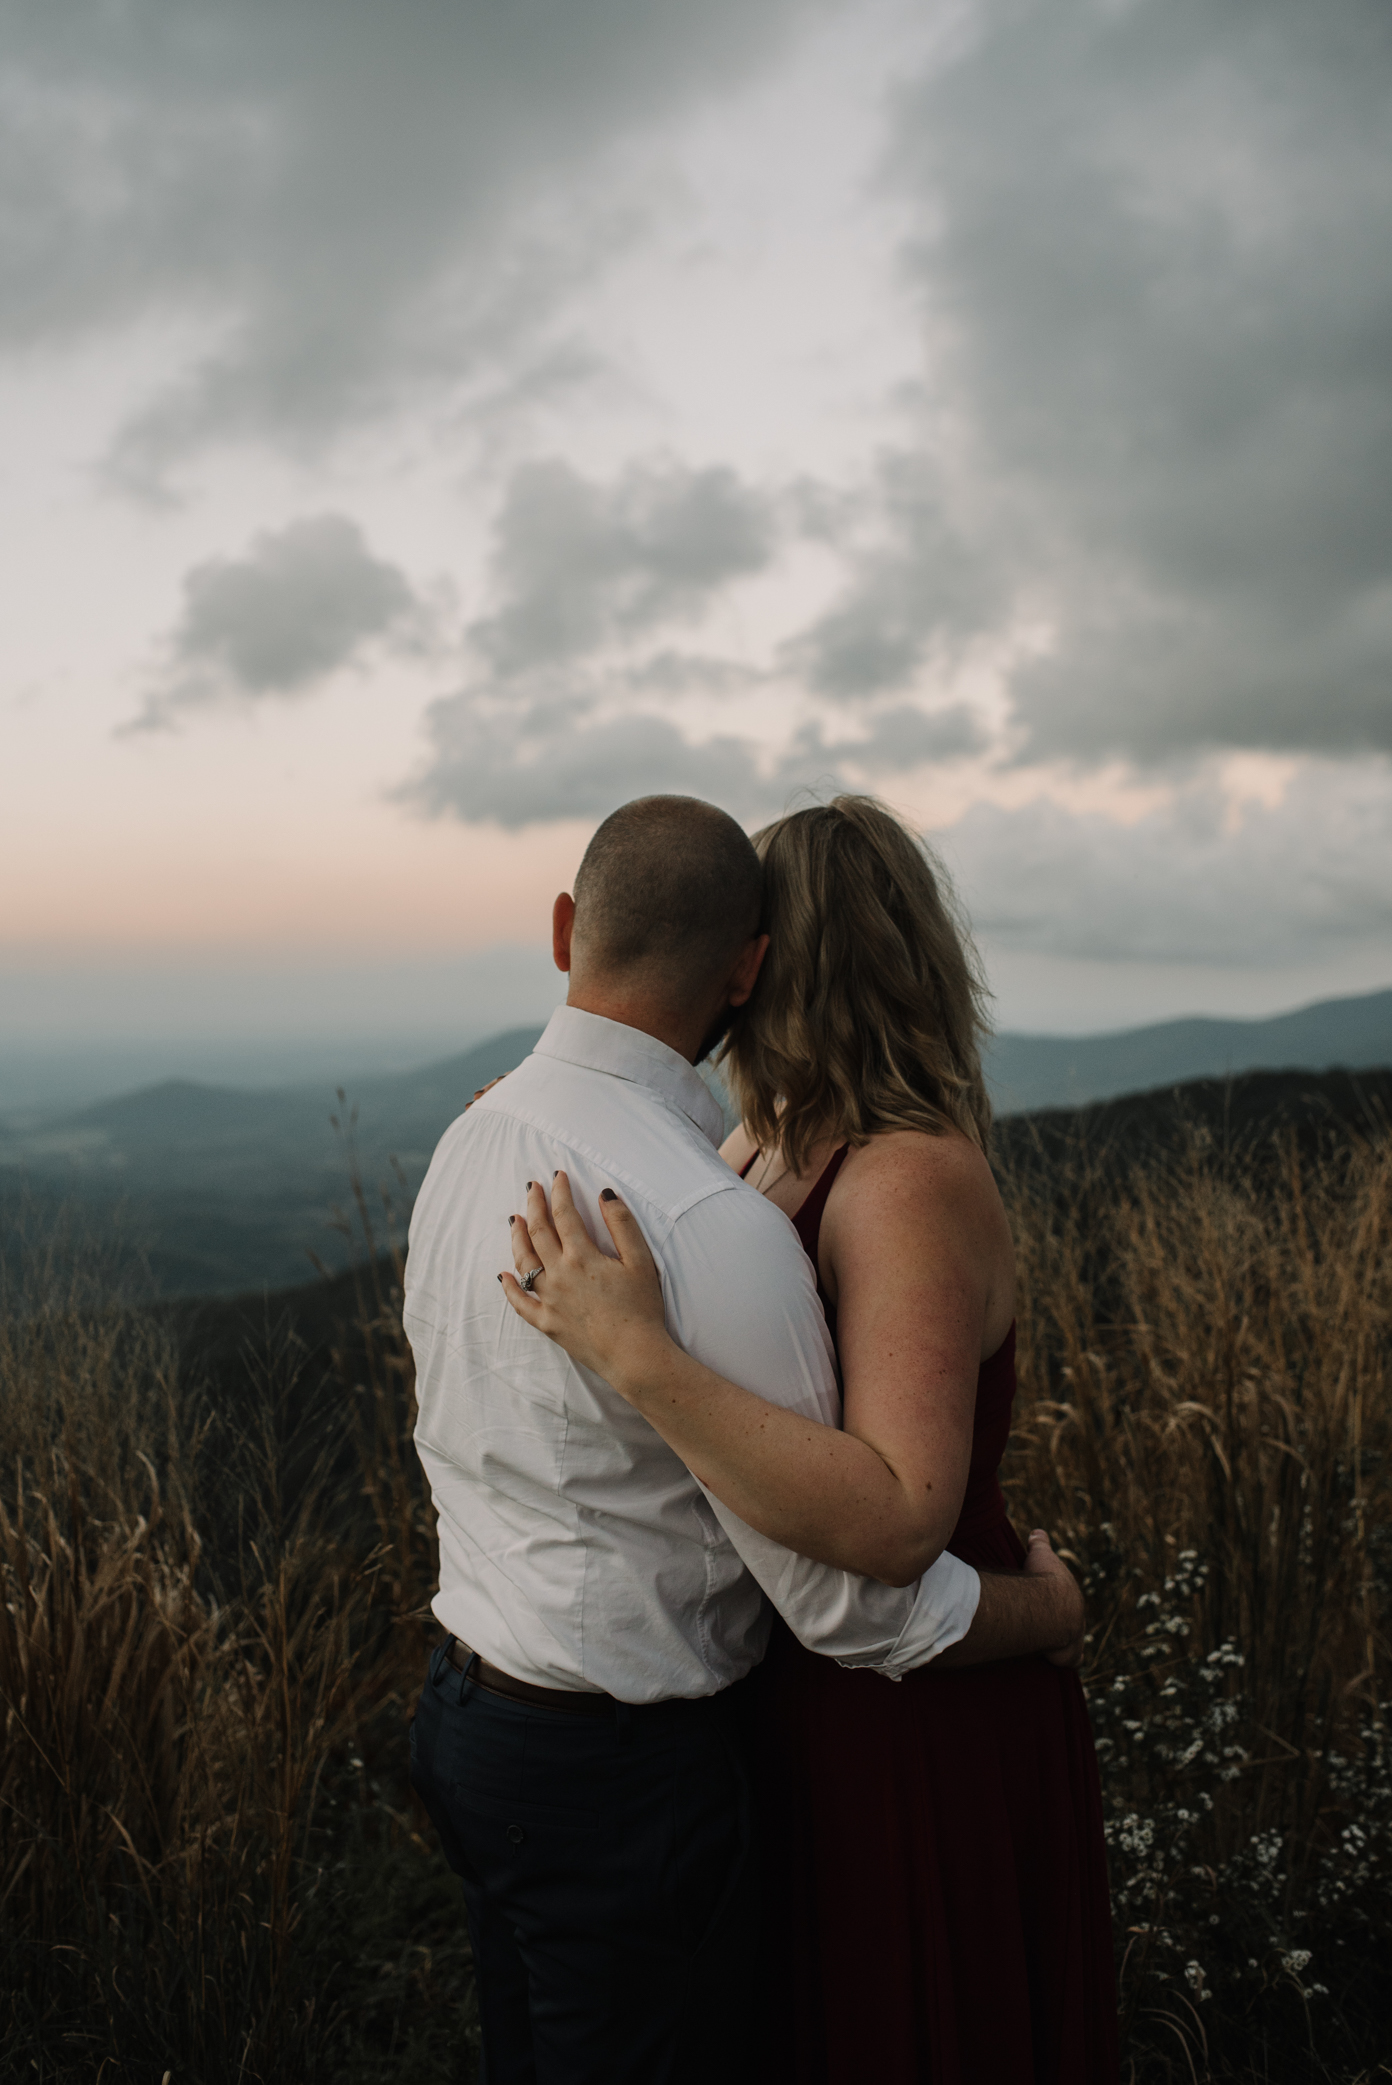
top-left (1000, 1129), bottom-right (1392, 2074)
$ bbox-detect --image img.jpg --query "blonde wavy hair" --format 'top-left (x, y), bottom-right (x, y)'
top-left (720, 795), bottom-right (993, 1174)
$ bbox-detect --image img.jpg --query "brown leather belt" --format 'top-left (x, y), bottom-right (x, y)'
top-left (445, 1637), bottom-right (617, 1717)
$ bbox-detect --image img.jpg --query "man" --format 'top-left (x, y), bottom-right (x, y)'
top-left (405, 795), bottom-right (1082, 2085)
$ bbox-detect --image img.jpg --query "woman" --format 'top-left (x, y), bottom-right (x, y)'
top-left (502, 795), bottom-right (1117, 2084)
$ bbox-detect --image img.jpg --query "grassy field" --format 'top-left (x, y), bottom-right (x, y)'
top-left (2, 1101), bottom-right (1389, 2082)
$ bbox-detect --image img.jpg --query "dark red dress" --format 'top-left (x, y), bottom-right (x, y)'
top-left (751, 1147), bottom-right (1118, 2084)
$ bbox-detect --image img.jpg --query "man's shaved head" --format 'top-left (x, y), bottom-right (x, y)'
top-left (571, 796), bottom-right (762, 1001)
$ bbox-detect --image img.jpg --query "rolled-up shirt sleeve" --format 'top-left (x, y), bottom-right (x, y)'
top-left (665, 1187), bottom-right (981, 1676)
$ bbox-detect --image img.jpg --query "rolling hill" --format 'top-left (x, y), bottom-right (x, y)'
top-left (3, 986), bottom-right (1390, 1295)
top-left (0, 1027), bottom-right (546, 1294)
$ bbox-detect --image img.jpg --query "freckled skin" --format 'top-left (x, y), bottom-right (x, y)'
top-left (506, 1124), bottom-right (1013, 1588)
top-left (504, 1163), bottom-right (1082, 1662)
top-left (728, 1122), bottom-right (1014, 1568)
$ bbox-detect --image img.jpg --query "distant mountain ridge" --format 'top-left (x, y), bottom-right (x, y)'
top-left (43, 1026), bottom-right (547, 1161)
top-left (981, 985), bottom-right (1392, 1113)
top-left (3, 988), bottom-right (1390, 1295)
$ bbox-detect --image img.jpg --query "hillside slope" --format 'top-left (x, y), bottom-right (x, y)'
top-left (2, 1027), bottom-right (544, 1293)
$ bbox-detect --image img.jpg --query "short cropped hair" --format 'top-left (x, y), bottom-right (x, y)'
top-left (571, 796), bottom-right (762, 997)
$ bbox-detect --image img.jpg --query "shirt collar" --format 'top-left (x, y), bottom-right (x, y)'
top-left (533, 1006), bottom-right (727, 1147)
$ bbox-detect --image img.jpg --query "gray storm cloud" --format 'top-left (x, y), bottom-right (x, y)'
top-left (471, 458), bottom-right (777, 676)
top-left (397, 0), bottom-right (1392, 789)
top-left (131, 514), bottom-right (420, 728)
top-left (397, 449), bottom-right (988, 826)
top-left (402, 698), bottom-right (989, 831)
top-left (0, 0), bottom-right (834, 482)
top-left (399, 454), bottom-right (779, 825)
top-left (403, 705), bottom-right (776, 829)
top-left (786, 452), bottom-right (1005, 701)
top-left (15, 0), bottom-right (1389, 769)
top-left (867, 0), bottom-right (1392, 762)
top-left (407, 685), bottom-right (986, 838)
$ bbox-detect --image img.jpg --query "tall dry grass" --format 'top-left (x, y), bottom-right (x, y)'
top-left (999, 1127), bottom-right (1392, 2080)
top-left (0, 1190), bottom-right (473, 2083)
top-left (2, 1124), bottom-right (1389, 2080)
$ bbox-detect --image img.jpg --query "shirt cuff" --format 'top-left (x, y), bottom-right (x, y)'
top-left (837, 1551), bottom-right (982, 1680)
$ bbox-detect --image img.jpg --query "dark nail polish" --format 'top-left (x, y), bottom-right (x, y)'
top-left (509, 1214), bottom-right (516, 1226)
top-left (497, 1273), bottom-right (502, 1283)
top-left (600, 1188), bottom-right (616, 1202)
top-left (525, 1181), bottom-right (533, 1190)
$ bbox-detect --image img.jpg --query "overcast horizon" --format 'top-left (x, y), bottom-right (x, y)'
top-left (5, 0), bottom-right (1391, 1103)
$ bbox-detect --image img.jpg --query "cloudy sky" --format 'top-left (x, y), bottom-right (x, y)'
top-left (4, 0), bottom-right (1391, 1104)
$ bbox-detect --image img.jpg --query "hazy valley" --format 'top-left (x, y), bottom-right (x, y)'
top-left (4, 987), bottom-right (1391, 1295)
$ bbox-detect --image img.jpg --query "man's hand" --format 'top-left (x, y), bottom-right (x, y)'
top-left (1023, 1527), bottom-right (1085, 1668)
top-left (933, 1528), bottom-right (1085, 1670)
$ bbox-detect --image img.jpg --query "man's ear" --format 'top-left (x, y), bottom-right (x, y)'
top-left (553, 893), bottom-right (576, 974)
top-left (726, 932), bottom-right (770, 1009)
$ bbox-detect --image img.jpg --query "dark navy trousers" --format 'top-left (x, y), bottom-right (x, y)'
top-left (409, 1643), bottom-right (759, 2085)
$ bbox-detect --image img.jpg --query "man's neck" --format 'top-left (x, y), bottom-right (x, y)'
top-left (564, 983), bottom-right (706, 1065)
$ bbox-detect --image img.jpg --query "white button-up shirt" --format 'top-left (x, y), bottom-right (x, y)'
top-left (405, 1006), bottom-right (980, 1703)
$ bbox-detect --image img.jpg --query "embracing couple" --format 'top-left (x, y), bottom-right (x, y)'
top-left (405, 793), bottom-right (1117, 2084)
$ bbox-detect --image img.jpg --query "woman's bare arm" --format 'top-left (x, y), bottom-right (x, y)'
top-left (502, 1148), bottom-right (1003, 1587)
top-left (817, 1132), bottom-right (1014, 1535)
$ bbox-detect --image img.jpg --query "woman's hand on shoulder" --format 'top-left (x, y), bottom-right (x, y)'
top-left (501, 1173), bottom-right (672, 1399)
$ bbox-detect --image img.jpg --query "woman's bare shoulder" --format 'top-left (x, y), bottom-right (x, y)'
top-left (720, 1121), bottom-right (760, 1175)
top-left (828, 1129), bottom-right (1015, 1332)
top-left (825, 1125), bottom-right (1012, 1334)
top-left (837, 1127), bottom-right (1006, 1226)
